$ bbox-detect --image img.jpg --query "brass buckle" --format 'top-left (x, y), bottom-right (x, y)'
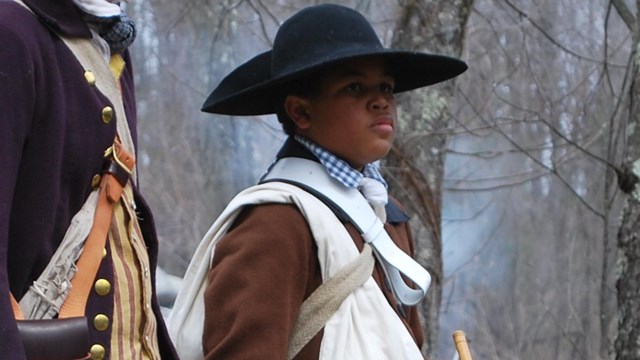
top-left (103, 144), bottom-right (133, 175)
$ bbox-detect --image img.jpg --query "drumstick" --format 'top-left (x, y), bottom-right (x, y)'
top-left (452, 330), bottom-right (473, 360)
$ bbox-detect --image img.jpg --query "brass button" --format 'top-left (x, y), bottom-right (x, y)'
top-left (101, 106), bottom-right (113, 124)
top-left (91, 174), bottom-right (101, 189)
top-left (94, 279), bottom-right (111, 296)
top-left (93, 314), bottom-right (109, 331)
top-left (90, 344), bottom-right (105, 360)
top-left (102, 248), bottom-right (107, 258)
top-left (84, 70), bottom-right (96, 85)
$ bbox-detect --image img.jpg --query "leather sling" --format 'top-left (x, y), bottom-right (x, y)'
top-left (59, 142), bottom-right (134, 318)
top-left (10, 142), bottom-right (134, 360)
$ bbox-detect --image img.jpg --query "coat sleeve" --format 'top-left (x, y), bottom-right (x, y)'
top-left (0, 12), bottom-right (37, 360)
top-left (202, 203), bottom-right (322, 359)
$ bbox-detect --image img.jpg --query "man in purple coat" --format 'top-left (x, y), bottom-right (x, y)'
top-left (0, 0), bottom-right (177, 358)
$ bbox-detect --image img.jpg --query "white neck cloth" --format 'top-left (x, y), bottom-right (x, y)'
top-left (72, 0), bottom-right (121, 18)
top-left (358, 177), bottom-right (388, 222)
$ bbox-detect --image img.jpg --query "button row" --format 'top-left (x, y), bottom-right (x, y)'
top-left (85, 70), bottom-right (114, 124)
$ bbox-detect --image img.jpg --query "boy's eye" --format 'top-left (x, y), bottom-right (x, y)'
top-left (380, 83), bottom-right (394, 93)
top-left (343, 82), bottom-right (394, 94)
top-left (345, 83), bottom-right (362, 93)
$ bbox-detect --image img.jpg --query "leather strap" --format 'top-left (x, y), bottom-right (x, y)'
top-left (11, 294), bottom-right (24, 320)
top-left (58, 143), bottom-right (134, 318)
top-left (11, 143), bottom-right (134, 319)
top-left (58, 173), bottom-right (115, 317)
top-left (262, 157), bottom-right (431, 306)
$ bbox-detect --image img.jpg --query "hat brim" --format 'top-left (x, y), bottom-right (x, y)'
top-left (202, 49), bottom-right (467, 116)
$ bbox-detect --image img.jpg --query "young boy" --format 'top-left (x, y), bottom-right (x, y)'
top-left (168, 4), bottom-right (467, 359)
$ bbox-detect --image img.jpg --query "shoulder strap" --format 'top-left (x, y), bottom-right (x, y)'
top-left (262, 157), bottom-right (431, 307)
top-left (287, 244), bottom-right (374, 359)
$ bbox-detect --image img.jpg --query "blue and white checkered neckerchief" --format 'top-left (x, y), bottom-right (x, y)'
top-left (294, 135), bottom-right (387, 189)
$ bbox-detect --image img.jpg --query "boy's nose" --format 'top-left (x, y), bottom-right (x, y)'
top-left (369, 93), bottom-right (390, 111)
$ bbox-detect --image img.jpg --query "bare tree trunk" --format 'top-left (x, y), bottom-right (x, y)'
top-left (615, 200), bottom-right (640, 359)
top-left (615, 51), bottom-right (640, 360)
top-left (614, 0), bottom-right (640, 357)
top-left (385, 0), bottom-right (474, 358)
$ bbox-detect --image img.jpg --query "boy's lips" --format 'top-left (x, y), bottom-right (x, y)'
top-left (373, 114), bottom-right (394, 127)
top-left (372, 115), bottom-right (395, 134)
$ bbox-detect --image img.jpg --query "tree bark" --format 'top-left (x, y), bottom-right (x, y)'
top-left (615, 1), bottom-right (640, 358)
top-left (385, 0), bottom-right (474, 357)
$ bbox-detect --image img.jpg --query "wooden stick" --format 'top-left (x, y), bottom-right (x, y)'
top-left (452, 330), bottom-right (473, 360)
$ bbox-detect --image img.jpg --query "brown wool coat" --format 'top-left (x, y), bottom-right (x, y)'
top-left (202, 201), bottom-right (425, 359)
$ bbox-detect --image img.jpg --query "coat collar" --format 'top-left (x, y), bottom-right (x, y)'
top-left (22, 0), bottom-right (92, 38)
top-left (273, 137), bottom-right (410, 224)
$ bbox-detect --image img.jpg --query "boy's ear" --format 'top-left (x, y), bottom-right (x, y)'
top-left (284, 95), bottom-right (312, 130)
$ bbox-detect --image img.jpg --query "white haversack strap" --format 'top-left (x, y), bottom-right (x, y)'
top-left (262, 157), bottom-right (431, 306)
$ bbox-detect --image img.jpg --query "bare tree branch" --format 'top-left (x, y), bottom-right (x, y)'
top-left (502, 0), bottom-right (607, 63)
top-left (611, 0), bottom-right (636, 31)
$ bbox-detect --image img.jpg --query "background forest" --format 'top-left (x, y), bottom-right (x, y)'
top-left (126, 0), bottom-right (640, 359)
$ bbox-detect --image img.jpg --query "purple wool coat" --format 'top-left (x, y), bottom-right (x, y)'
top-left (0, 0), bottom-right (177, 358)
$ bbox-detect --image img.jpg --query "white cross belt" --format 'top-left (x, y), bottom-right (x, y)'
top-left (262, 157), bottom-right (431, 306)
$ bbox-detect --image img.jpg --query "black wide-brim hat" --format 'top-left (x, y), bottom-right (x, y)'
top-left (202, 3), bottom-right (468, 116)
